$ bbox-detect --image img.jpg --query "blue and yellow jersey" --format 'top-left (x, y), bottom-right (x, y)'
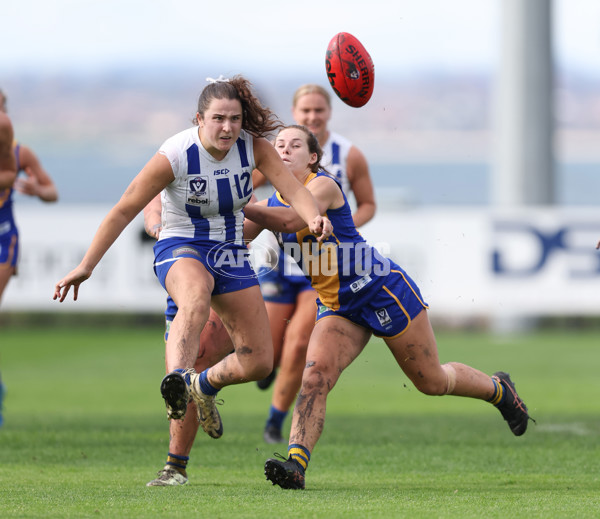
top-left (268, 171), bottom-right (391, 313)
top-left (0, 142), bottom-right (19, 231)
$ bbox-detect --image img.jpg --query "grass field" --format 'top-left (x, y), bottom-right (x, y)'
top-left (0, 321), bottom-right (598, 518)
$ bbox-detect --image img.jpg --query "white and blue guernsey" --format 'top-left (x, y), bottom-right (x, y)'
top-left (153, 126), bottom-right (258, 295)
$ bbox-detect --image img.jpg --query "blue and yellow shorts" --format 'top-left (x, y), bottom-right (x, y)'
top-left (315, 268), bottom-right (428, 338)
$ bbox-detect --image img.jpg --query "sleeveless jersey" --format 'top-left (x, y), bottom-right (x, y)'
top-left (0, 143), bottom-right (20, 238)
top-left (259, 131), bottom-right (355, 280)
top-left (157, 127), bottom-right (255, 245)
top-left (268, 171), bottom-right (390, 313)
top-left (321, 131), bottom-right (352, 194)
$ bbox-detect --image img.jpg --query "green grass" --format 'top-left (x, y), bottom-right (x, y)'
top-left (0, 323), bottom-right (598, 518)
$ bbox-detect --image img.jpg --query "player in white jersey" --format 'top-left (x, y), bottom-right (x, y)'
top-left (294, 84), bottom-right (374, 227)
top-left (258, 84), bottom-right (376, 444)
top-left (53, 77), bottom-right (333, 482)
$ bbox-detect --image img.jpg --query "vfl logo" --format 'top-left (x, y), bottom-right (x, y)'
top-left (187, 176), bottom-right (210, 205)
top-left (189, 176), bottom-right (207, 194)
top-left (375, 308), bottom-right (392, 327)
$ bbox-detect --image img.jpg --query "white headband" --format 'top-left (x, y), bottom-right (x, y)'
top-left (206, 75), bottom-right (230, 84)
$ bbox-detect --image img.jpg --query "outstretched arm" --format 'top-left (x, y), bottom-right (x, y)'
top-left (53, 153), bottom-right (174, 302)
top-left (254, 137), bottom-right (332, 241)
top-left (243, 204), bottom-right (301, 233)
top-left (244, 175), bottom-right (343, 234)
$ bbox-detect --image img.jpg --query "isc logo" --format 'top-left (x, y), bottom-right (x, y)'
top-left (213, 169), bottom-right (230, 176)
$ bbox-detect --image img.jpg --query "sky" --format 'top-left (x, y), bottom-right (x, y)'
top-left (2, 0), bottom-right (599, 79)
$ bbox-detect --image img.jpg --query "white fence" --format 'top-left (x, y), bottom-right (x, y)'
top-left (4, 204), bottom-right (600, 319)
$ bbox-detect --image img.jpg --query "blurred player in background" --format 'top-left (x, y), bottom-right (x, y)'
top-left (243, 124), bottom-right (532, 490)
top-left (255, 84), bottom-right (376, 444)
top-left (53, 76), bottom-right (332, 475)
top-left (0, 89), bottom-right (59, 426)
top-left (0, 106), bottom-right (16, 428)
top-left (0, 89), bottom-right (59, 305)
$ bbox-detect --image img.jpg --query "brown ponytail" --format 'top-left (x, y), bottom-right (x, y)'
top-left (196, 75), bottom-right (283, 138)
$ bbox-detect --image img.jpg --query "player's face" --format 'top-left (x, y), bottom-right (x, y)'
top-left (197, 98), bottom-right (243, 160)
top-left (292, 93), bottom-right (331, 142)
top-left (274, 128), bottom-right (317, 177)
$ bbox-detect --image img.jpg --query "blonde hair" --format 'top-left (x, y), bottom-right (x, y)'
top-left (292, 84), bottom-right (331, 108)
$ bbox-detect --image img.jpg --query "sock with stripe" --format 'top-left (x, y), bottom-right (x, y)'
top-left (487, 377), bottom-right (505, 406)
top-left (288, 443), bottom-right (310, 472)
top-left (166, 452), bottom-right (189, 477)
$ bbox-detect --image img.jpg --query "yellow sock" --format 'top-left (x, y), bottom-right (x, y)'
top-left (487, 377), bottom-right (504, 406)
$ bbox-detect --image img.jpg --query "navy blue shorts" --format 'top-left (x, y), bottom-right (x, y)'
top-left (153, 237), bottom-right (259, 296)
top-left (315, 268), bottom-right (428, 338)
top-left (0, 229), bottom-right (18, 270)
top-left (257, 265), bottom-right (314, 304)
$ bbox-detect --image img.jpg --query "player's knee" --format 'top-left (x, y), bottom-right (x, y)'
top-left (239, 350), bottom-right (273, 381)
top-left (412, 374), bottom-right (447, 396)
top-left (254, 361), bottom-right (273, 381)
top-left (414, 379), bottom-right (447, 396)
top-left (178, 298), bottom-right (210, 324)
top-left (301, 361), bottom-right (332, 394)
top-left (413, 364), bottom-right (456, 396)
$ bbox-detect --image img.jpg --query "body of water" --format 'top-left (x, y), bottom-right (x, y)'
top-left (14, 148), bottom-right (600, 207)
top-left (372, 162), bottom-right (600, 207)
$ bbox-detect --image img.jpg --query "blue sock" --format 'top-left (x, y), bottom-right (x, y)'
top-left (173, 368), bottom-right (192, 385)
top-left (266, 405), bottom-right (288, 430)
top-left (198, 369), bottom-right (219, 396)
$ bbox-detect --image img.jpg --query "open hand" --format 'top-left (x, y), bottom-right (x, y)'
top-left (53, 265), bottom-right (93, 302)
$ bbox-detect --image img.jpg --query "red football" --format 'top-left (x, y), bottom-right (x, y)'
top-left (325, 32), bottom-right (375, 108)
